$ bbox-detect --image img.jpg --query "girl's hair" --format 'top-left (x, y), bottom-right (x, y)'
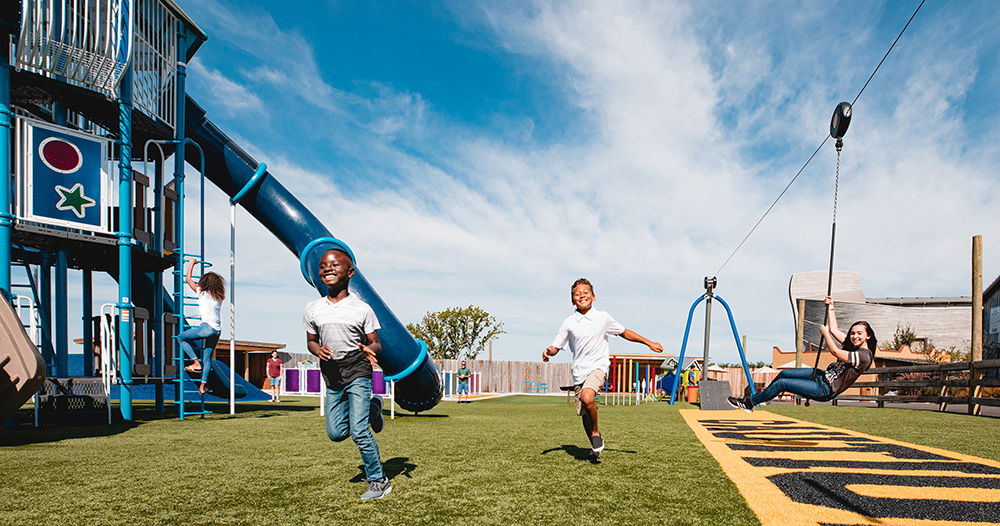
top-left (571, 278), bottom-right (594, 301)
top-left (198, 272), bottom-right (226, 302)
top-left (842, 321), bottom-right (877, 354)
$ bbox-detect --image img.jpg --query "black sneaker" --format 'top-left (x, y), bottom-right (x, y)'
top-left (369, 396), bottom-right (384, 433)
top-left (360, 477), bottom-right (392, 500)
top-left (589, 434), bottom-right (605, 454)
top-left (727, 396), bottom-right (753, 413)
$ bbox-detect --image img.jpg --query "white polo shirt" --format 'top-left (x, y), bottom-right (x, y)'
top-left (550, 308), bottom-right (625, 384)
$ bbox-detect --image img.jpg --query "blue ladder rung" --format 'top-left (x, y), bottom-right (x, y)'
top-left (183, 411), bottom-right (212, 416)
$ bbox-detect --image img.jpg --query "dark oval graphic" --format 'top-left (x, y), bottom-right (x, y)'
top-left (39, 137), bottom-right (83, 174)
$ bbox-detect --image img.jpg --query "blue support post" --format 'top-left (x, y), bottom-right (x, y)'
top-left (82, 270), bottom-right (93, 376)
top-left (40, 252), bottom-right (54, 375)
top-left (669, 295), bottom-right (706, 405)
top-left (55, 250), bottom-right (68, 377)
top-left (152, 154), bottom-right (164, 413)
top-left (0, 40), bottom-right (11, 302)
top-left (117, 66), bottom-right (135, 421)
top-left (172, 31), bottom-right (189, 418)
top-left (714, 295), bottom-right (757, 399)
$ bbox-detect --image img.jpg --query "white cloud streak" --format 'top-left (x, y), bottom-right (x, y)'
top-left (173, 0), bottom-right (1000, 366)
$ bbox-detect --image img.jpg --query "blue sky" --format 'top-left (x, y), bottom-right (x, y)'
top-left (164, 0), bottom-right (1000, 365)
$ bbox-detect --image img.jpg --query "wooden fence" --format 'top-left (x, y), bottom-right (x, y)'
top-left (436, 359), bottom-right (573, 393)
top-left (706, 368), bottom-right (779, 397)
top-left (838, 358), bottom-right (1000, 414)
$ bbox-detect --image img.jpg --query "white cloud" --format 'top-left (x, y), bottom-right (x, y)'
top-left (170, 0), bottom-right (1000, 368)
top-left (188, 61), bottom-right (264, 116)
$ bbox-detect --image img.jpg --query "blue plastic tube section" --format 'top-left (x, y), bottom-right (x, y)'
top-left (184, 97), bottom-right (441, 412)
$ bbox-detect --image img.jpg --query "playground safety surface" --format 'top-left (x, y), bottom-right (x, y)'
top-left (681, 409), bottom-right (1000, 526)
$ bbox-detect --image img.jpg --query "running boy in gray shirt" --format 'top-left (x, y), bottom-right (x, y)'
top-left (304, 248), bottom-right (391, 500)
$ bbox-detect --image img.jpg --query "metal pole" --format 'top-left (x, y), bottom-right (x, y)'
top-left (229, 203), bottom-right (235, 414)
top-left (151, 155), bottom-right (164, 413)
top-left (702, 277), bottom-right (716, 382)
top-left (82, 270), bottom-right (93, 376)
top-left (55, 250), bottom-right (68, 377)
top-left (0, 35), bottom-right (12, 303)
top-left (173, 31), bottom-right (188, 418)
top-left (117, 64), bottom-right (135, 421)
top-left (41, 252), bottom-right (53, 375)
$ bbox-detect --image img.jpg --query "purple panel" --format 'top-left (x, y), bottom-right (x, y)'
top-left (306, 369), bottom-right (322, 393)
top-left (285, 369), bottom-right (299, 392)
top-left (372, 370), bottom-right (386, 394)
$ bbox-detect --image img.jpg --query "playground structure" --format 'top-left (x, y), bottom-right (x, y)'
top-left (669, 277), bottom-right (756, 409)
top-left (604, 353), bottom-right (661, 405)
top-left (0, 0), bottom-right (440, 425)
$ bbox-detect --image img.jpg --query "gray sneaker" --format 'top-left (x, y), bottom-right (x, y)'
top-left (369, 396), bottom-right (384, 433)
top-left (360, 477), bottom-right (392, 500)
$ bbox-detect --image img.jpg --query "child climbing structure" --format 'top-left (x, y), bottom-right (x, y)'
top-left (0, 0), bottom-right (440, 424)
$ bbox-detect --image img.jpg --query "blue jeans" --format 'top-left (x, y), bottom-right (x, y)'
top-left (750, 367), bottom-right (833, 405)
top-left (178, 323), bottom-right (220, 384)
top-left (325, 376), bottom-right (383, 481)
top-left (457, 382), bottom-right (470, 394)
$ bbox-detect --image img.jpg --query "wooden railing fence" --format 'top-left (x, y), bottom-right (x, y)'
top-left (835, 359), bottom-right (1000, 415)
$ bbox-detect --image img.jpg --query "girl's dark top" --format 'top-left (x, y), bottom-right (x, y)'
top-left (822, 347), bottom-right (874, 398)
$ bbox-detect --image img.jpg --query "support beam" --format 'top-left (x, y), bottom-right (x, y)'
top-left (82, 270), bottom-right (93, 376)
top-left (55, 250), bottom-right (68, 377)
top-left (117, 66), bottom-right (135, 421)
top-left (970, 235), bottom-right (983, 416)
top-left (40, 252), bottom-right (53, 375)
top-left (172, 31), bottom-right (189, 417)
top-left (0, 38), bottom-right (11, 303)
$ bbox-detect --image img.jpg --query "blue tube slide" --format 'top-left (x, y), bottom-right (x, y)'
top-left (184, 97), bottom-right (442, 412)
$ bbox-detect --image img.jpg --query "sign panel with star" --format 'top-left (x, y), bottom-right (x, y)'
top-left (16, 118), bottom-right (111, 232)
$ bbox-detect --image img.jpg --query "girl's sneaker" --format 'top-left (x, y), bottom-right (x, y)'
top-left (727, 396), bottom-right (753, 413)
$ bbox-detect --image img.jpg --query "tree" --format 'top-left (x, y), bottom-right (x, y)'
top-left (406, 305), bottom-right (505, 360)
top-left (886, 323), bottom-right (918, 351)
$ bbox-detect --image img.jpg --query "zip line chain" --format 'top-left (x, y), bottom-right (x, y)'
top-left (713, 0), bottom-right (926, 278)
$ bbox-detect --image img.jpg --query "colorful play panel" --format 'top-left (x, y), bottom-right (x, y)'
top-left (682, 410), bottom-right (1000, 526)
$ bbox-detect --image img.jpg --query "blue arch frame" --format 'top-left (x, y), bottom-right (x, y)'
top-left (668, 293), bottom-right (757, 405)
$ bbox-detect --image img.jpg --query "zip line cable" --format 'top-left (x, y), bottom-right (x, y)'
top-left (713, 0), bottom-right (926, 277)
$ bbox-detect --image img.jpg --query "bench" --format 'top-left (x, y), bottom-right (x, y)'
top-left (523, 381), bottom-right (548, 393)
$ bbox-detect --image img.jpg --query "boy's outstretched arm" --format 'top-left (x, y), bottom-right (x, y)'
top-left (620, 330), bottom-right (664, 352)
top-left (542, 346), bottom-right (560, 362)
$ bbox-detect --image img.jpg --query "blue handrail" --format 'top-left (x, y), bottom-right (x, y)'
top-left (230, 163), bottom-right (267, 205)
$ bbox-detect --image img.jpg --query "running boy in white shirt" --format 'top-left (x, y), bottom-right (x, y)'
top-left (543, 278), bottom-right (663, 463)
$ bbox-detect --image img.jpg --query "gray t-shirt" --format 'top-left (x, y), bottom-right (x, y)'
top-left (824, 347), bottom-right (874, 396)
top-left (303, 294), bottom-right (381, 389)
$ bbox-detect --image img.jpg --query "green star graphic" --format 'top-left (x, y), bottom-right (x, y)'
top-left (54, 183), bottom-right (97, 219)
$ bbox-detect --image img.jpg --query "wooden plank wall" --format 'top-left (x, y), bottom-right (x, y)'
top-left (707, 368), bottom-right (779, 397)
top-left (437, 359), bottom-right (573, 393)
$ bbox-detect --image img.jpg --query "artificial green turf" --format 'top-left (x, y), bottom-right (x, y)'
top-left (2, 397), bottom-right (997, 525)
top-left (1, 396), bottom-right (756, 526)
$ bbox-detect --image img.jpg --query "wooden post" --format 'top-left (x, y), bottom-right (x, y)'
top-left (488, 340), bottom-right (493, 361)
top-left (795, 298), bottom-right (805, 405)
top-left (970, 235), bottom-right (983, 415)
top-left (795, 299), bottom-right (805, 368)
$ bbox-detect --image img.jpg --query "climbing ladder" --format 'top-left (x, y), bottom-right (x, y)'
top-left (171, 256), bottom-right (215, 420)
